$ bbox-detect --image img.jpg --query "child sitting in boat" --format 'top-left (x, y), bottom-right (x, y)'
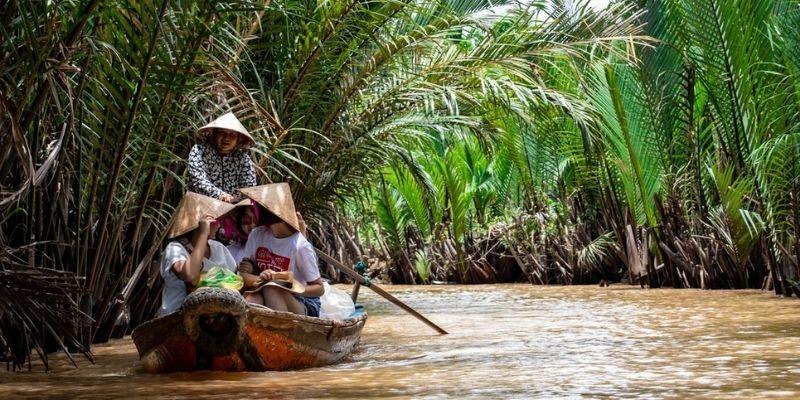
top-left (188, 112), bottom-right (257, 203)
top-left (218, 200), bottom-right (259, 264)
top-left (237, 183), bottom-right (325, 317)
top-left (158, 192), bottom-right (238, 316)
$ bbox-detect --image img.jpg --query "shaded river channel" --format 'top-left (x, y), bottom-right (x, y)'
top-left (2, 285), bottom-right (800, 399)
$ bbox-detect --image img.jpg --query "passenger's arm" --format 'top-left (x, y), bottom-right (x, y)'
top-left (302, 277), bottom-right (325, 297)
top-left (240, 272), bottom-right (261, 288)
top-left (171, 217), bottom-right (212, 285)
top-left (295, 243), bottom-right (323, 297)
top-left (238, 258), bottom-right (261, 288)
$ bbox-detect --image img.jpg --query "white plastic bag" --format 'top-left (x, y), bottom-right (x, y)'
top-left (319, 282), bottom-right (356, 320)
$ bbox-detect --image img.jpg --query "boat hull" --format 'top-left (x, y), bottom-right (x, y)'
top-left (132, 293), bottom-right (367, 373)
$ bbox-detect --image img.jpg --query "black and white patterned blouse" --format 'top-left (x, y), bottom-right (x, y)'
top-left (187, 143), bottom-right (257, 199)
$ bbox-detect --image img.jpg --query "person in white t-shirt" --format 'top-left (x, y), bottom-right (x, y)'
top-left (158, 192), bottom-right (238, 316)
top-left (237, 184), bottom-right (324, 317)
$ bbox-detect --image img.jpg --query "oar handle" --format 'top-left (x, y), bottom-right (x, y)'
top-left (351, 282), bottom-right (361, 302)
top-left (315, 250), bottom-right (448, 335)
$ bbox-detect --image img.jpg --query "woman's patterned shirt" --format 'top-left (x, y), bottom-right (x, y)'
top-left (187, 143), bottom-right (257, 199)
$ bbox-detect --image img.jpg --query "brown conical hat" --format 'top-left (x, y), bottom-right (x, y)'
top-left (239, 183), bottom-right (301, 232)
top-left (195, 112), bottom-right (255, 148)
top-left (168, 192), bottom-right (238, 238)
top-left (227, 198), bottom-right (254, 213)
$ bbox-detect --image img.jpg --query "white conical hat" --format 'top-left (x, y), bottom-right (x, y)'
top-left (195, 112), bottom-right (255, 148)
top-left (240, 183), bottom-right (301, 232)
top-left (167, 192), bottom-right (237, 238)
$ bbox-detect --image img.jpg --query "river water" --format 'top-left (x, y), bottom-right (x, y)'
top-left (2, 285), bottom-right (800, 399)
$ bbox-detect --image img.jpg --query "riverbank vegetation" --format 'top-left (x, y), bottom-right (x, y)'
top-left (1, 0), bottom-right (799, 368)
top-left (352, 0), bottom-right (800, 293)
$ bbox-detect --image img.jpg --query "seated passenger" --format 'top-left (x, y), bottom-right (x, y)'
top-left (158, 192), bottom-right (237, 316)
top-left (237, 184), bottom-right (324, 317)
top-left (188, 112), bottom-right (257, 202)
top-left (218, 200), bottom-right (258, 264)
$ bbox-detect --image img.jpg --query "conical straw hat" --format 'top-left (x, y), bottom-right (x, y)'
top-left (168, 192), bottom-right (238, 239)
top-left (195, 112), bottom-right (255, 148)
top-left (239, 183), bottom-right (301, 232)
top-left (226, 198), bottom-right (254, 213)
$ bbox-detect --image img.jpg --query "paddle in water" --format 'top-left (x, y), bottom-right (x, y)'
top-left (315, 249), bottom-right (448, 335)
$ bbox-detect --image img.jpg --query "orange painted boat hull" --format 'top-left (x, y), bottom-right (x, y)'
top-left (132, 302), bottom-right (367, 373)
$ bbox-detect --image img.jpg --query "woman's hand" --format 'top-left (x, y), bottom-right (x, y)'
top-left (238, 259), bottom-right (255, 275)
top-left (220, 193), bottom-right (234, 202)
top-left (258, 269), bottom-right (276, 283)
top-left (198, 214), bottom-right (215, 236)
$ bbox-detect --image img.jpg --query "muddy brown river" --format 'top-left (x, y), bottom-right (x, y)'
top-left (2, 285), bottom-right (800, 399)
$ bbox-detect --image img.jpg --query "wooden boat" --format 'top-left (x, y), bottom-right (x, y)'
top-left (131, 287), bottom-right (367, 373)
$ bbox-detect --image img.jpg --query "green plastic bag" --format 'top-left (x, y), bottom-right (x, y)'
top-left (198, 266), bottom-right (244, 291)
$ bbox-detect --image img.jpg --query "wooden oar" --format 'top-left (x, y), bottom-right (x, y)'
top-left (315, 250), bottom-right (448, 335)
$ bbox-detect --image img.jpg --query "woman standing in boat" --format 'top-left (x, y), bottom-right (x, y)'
top-left (188, 112), bottom-right (257, 202)
top-left (237, 183), bottom-right (325, 317)
top-left (158, 192), bottom-right (238, 316)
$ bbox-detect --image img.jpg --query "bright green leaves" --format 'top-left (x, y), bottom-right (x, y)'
top-left (375, 178), bottom-right (408, 250)
top-left (706, 164), bottom-right (764, 267)
top-left (387, 166), bottom-right (435, 240)
top-left (751, 131), bottom-right (800, 252)
top-left (586, 62), bottom-right (662, 227)
top-left (678, 0), bottom-right (777, 167)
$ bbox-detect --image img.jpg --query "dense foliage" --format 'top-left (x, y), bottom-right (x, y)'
top-left (361, 0), bottom-right (800, 293)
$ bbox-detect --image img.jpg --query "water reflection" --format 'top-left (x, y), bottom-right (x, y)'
top-left (2, 285), bottom-right (800, 399)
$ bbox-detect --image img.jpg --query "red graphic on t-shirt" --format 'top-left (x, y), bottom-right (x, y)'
top-left (255, 247), bottom-right (290, 272)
